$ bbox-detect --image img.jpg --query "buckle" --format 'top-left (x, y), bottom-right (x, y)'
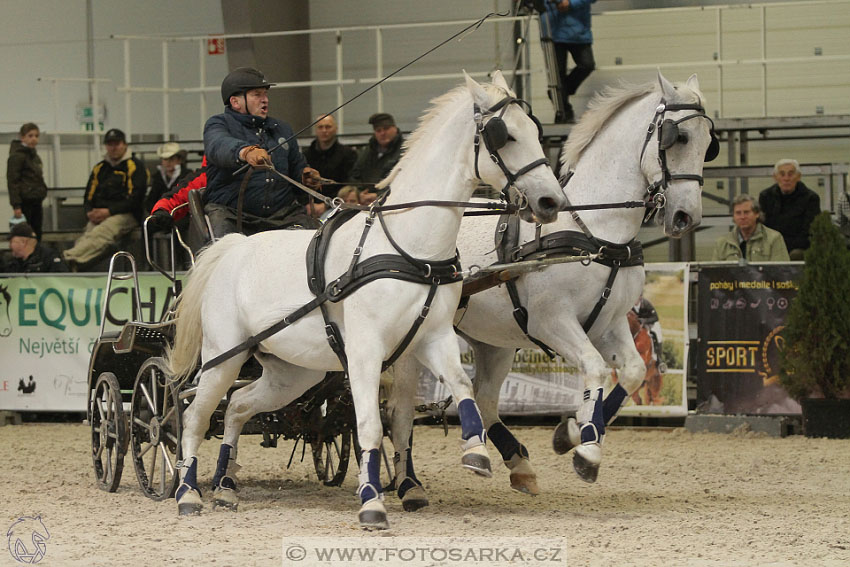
top-left (423, 264), bottom-right (432, 278)
top-left (601, 287), bottom-right (612, 300)
top-left (420, 304), bottom-right (431, 318)
top-left (353, 246), bottom-right (363, 256)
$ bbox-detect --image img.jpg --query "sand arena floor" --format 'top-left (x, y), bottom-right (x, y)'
top-left (2, 422), bottom-right (849, 566)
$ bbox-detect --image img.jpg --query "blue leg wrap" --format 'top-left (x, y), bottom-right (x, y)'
top-left (212, 444), bottom-right (236, 490)
top-left (487, 422), bottom-right (529, 461)
top-left (358, 449), bottom-right (383, 504)
top-left (603, 384), bottom-right (628, 425)
top-left (176, 456), bottom-right (199, 501)
top-left (457, 398), bottom-right (485, 441)
top-left (396, 443), bottom-right (423, 499)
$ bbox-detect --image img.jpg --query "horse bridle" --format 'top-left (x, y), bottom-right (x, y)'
top-left (640, 98), bottom-right (720, 222)
top-left (473, 95), bottom-right (551, 204)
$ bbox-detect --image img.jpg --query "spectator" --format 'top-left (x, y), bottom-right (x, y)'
top-left (145, 142), bottom-right (191, 214)
top-left (304, 114), bottom-right (356, 186)
top-left (712, 194), bottom-right (790, 262)
top-left (758, 159), bottom-right (820, 260)
top-left (350, 113), bottom-right (404, 184)
top-left (202, 67), bottom-right (320, 237)
top-left (62, 128), bottom-right (148, 269)
top-left (2, 222), bottom-right (67, 273)
top-left (7, 123), bottom-right (48, 240)
top-left (337, 185), bottom-right (361, 205)
top-left (541, 0), bottom-right (597, 123)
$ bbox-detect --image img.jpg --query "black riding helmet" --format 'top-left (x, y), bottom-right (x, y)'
top-left (220, 67), bottom-right (275, 106)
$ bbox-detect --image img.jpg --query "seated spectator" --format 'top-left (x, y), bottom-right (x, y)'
top-left (758, 159), bottom-right (820, 260)
top-left (145, 142), bottom-right (191, 214)
top-left (304, 114), bottom-right (356, 187)
top-left (350, 113), bottom-right (404, 184)
top-left (712, 194), bottom-right (789, 262)
top-left (337, 185), bottom-right (361, 205)
top-left (62, 128), bottom-right (148, 269)
top-left (2, 222), bottom-right (67, 273)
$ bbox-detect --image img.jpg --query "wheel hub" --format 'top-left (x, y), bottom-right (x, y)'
top-left (150, 416), bottom-right (161, 445)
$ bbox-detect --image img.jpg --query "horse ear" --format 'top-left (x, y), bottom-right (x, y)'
top-left (490, 70), bottom-right (511, 93)
top-left (685, 74), bottom-right (700, 92)
top-left (657, 70), bottom-right (676, 99)
top-left (464, 70), bottom-right (490, 108)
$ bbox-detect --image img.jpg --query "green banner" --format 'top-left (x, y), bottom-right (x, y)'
top-left (0, 274), bottom-right (179, 411)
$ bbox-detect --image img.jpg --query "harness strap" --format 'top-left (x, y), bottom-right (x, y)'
top-left (202, 294), bottom-right (326, 372)
top-left (582, 262), bottom-right (620, 333)
top-left (504, 278), bottom-right (556, 358)
top-left (381, 282), bottom-right (439, 372)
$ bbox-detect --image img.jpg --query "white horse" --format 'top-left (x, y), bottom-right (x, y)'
top-left (386, 72), bottom-right (718, 507)
top-left (165, 71), bottom-right (566, 529)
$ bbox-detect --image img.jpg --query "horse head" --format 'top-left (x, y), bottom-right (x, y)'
top-left (0, 284), bottom-right (12, 338)
top-left (644, 71), bottom-right (717, 237)
top-left (464, 71), bottom-right (564, 224)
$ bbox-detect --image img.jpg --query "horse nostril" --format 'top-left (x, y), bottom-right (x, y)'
top-left (673, 211), bottom-right (692, 232)
top-left (538, 197), bottom-right (559, 213)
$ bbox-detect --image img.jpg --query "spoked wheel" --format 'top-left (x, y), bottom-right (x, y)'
top-left (129, 357), bottom-right (183, 501)
top-left (90, 372), bottom-right (127, 492)
top-left (311, 427), bottom-right (353, 487)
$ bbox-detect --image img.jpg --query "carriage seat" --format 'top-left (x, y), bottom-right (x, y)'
top-left (187, 188), bottom-right (211, 245)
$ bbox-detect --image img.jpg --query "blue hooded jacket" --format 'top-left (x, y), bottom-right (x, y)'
top-left (542, 0), bottom-right (596, 45)
top-left (203, 107), bottom-right (308, 217)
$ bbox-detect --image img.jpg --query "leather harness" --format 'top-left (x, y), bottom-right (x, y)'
top-left (202, 195), bottom-right (461, 373)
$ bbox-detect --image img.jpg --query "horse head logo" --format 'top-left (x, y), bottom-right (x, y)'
top-left (0, 284), bottom-right (12, 338)
top-left (6, 515), bottom-right (50, 564)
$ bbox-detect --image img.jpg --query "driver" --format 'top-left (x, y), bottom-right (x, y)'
top-left (202, 67), bottom-right (321, 237)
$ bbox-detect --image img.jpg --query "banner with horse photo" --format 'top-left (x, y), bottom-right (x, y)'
top-left (696, 264), bottom-right (803, 415)
top-left (0, 274), bottom-right (178, 412)
top-left (415, 263), bottom-right (690, 418)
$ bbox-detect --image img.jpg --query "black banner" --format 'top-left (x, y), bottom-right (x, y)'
top-left (696, 264), bottom-right (803, 414)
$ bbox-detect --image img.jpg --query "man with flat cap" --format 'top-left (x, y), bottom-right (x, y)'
top-left (202, 66), bottom-right (320, 237)
top-left (350, 112), bottom-right (404, 186)
top-left (63, 128), bottom-right (148, 269)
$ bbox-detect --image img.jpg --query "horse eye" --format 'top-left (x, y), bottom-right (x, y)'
top-left (677, 132), bottom-right (689, 144)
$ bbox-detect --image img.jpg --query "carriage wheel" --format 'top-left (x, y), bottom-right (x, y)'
top-left (129, 357), bottom-right (183, 501)
top-left (311, 427), bottom-right (352, 487)
top-left (90, 372), bottom-right (127, 492)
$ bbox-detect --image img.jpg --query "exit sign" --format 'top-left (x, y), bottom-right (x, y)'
top-left (207, 38), bottom-right (225, 55)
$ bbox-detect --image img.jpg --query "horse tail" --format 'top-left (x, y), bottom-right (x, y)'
top-left (165, 234), bottom-right (248, 385)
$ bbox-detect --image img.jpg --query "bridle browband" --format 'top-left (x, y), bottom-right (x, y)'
top-left (473, 95), bottom-right (551, 203)
top-left (639, 98), bottom-right (719, 223)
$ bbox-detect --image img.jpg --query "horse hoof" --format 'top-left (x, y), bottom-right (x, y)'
top-left (506, 455), bottom-right (539, 495)
top-left (176, 486), bottom-right (203, 516)
top-left (401, 485), bottom-right (429, 512)
top-left (553, 418), bottom-right (580, 455)
top-left (359, 499), bottom-right (389, 530)
top-left (462, 453), bottom-right (493, 477)
top-left (212, 487), bottom-right (239, 512)
top-left (573, 444), bottom-right (601, 484)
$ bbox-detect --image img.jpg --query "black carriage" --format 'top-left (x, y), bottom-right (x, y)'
top-left (86, 216), bottom-right (360, 500)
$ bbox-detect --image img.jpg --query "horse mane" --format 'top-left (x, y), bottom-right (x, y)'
top-left (377, 81), bottom-right (505, 190)
top-left (560, 79), bottom-right (704, 171)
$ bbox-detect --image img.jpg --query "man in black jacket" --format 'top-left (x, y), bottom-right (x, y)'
top-left (758, 159), bottom-right (820, 260)
top-left (63, 128), bottom-right (148, 268)
top-left (2, 222), bottom-right (67, 273)
top-left (203, 67), bottom-right (320, 237)
top-left (350, 112), bottom-right (404, 186)
top-left (303, 115), bottom-right (356, 217)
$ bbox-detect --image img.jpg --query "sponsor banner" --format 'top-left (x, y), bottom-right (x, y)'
top-left (696, 264), bottom-right (803, 415)
top-left (0, 274), bottom-right (179, 411)
top-left (416, 263), bottom-right (690, 418)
